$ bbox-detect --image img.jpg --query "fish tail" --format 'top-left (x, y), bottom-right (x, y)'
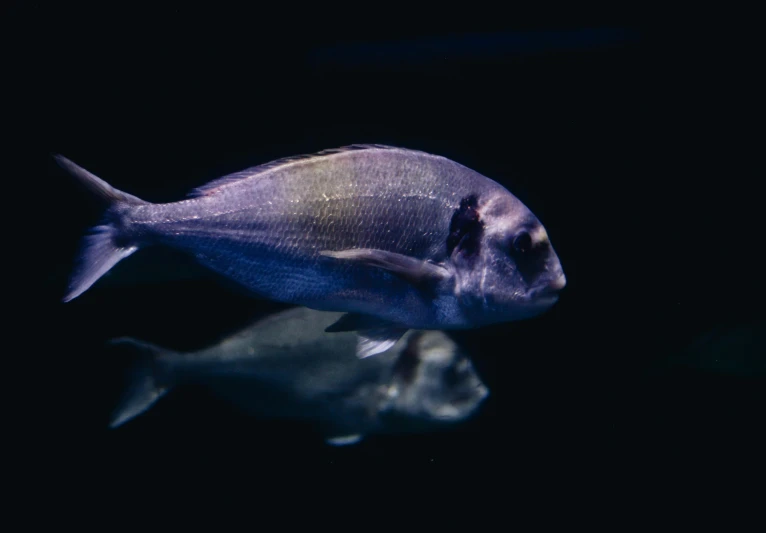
top-left (53, 154), bottom-right (150, 302)
top-left (107, 337), bottom-right (175, 429)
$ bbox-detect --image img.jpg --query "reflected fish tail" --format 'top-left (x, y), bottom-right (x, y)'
top-left (107, 337), bottom-right (176, 429)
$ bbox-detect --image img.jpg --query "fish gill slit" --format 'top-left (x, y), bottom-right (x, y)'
top-left (446, 194), bottom-right (484, 258)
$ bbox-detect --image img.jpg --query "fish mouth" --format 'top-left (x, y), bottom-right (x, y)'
top-left (533, 273), bottom-right (566, 301)
top-left (549, 272), bottom-right (567, 291)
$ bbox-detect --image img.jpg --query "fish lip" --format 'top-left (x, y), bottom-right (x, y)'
top-left (447, 386), bottom-right (490, 420)
top-left (549, 272), bottom-right (567, 290)
top-left (533, 293), bottom-right (560, 307)
top-left (476, 384), bottom-right (490, 403)
top-left (529, 285), bottom-right (562, 307)
top-left (535, 273), bottom-right (566, 299)
top-left (537, 286), bottom-right (561, 299)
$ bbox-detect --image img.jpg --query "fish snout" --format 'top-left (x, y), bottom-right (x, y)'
top-left (534, 270), bottom-right (566, 300)
top-left (476, 383), bottom-right (490, 402)
top-left (549, 272), bottom-right (566, 291)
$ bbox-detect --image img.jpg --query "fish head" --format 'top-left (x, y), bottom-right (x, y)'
top-left (379, 330), bottom-right (489, 429)
top-left (450, 192), bottom-right (566, 325)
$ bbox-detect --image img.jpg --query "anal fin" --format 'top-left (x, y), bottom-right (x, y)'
top-left (326, 434), bottom-right (364, 446)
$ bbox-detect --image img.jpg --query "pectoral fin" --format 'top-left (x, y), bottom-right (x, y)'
top-left (319, 248), bottom-right (450, 287)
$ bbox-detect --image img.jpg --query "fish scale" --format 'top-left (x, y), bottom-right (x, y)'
top-left (137, 152), bottom-right (465, 297)
top-left (55, 144), bottom-right (565, 358)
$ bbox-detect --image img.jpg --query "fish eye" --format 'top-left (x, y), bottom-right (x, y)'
top-left (443, 365), bottom-right (461, 387)
top-left (512, 232), bottom-right (532, 254)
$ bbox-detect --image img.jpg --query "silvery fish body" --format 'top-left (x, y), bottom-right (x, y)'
top-left (109, 307), bottom-right (489, 445)
top-left (56, 145), bottom-right (566, 357)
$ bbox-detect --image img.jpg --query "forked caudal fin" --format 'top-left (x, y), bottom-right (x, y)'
top-left (53, 154), bottom-right (150, 302)
top-left (107, 337), bottom-right (174, 429)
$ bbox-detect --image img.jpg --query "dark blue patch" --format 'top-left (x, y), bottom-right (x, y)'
top-left (308, 29), bottom-right (641, 71)
top-left (447, 195), bottom-right (484, 258)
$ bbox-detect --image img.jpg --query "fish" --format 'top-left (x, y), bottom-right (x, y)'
top-left (107, 306), bottom-right (490, 446)
top-left (55, 144), bottom-right (566, 357)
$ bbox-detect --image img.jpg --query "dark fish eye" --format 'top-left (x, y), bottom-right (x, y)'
top-left (512, 232), bottom-right (532, 254)
top-left (444, 365), bottom-right (461, 387)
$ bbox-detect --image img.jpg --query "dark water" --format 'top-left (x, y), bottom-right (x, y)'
top-left (9, 5), bottom-right (763, 483)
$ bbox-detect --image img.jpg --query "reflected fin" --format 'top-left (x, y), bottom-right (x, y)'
top-left (356, 327), bottom-right (409, 358)
top-left (326, 434), bottom-right (364, 446)
top-left (324, 313), bottom-right (409, 358)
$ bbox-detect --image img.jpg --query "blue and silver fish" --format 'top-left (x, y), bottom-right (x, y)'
top-left (108, 306), bottom-right (489, 446)
top-left (55, 144), bottom-right (566, 357)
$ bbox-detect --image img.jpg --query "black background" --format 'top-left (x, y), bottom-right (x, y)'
top-left (6, 3), bottom-right (764, 484)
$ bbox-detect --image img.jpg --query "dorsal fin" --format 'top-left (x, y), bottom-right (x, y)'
top-left (187, 144), bottom-right (404, 198)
